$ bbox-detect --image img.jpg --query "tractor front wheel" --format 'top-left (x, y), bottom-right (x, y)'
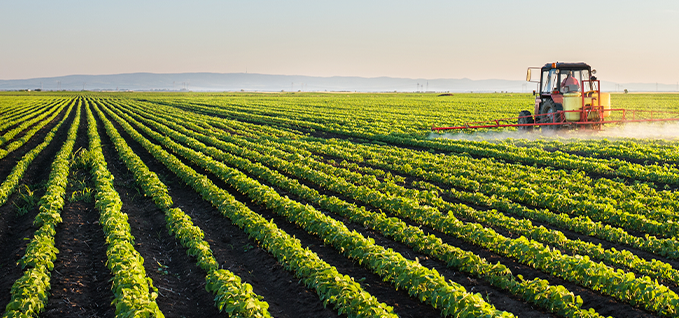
top-left (540, 100), bottom-right (563, 130)
top-left (517, 110), bottom-right (534, 131)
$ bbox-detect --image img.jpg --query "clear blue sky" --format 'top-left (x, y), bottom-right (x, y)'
top-left (1, 0), bottom-right (678, 84)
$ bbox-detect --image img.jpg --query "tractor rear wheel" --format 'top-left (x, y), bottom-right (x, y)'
top-left (540, 100), bottom-right (563, 130)
top-left (517, 110), bottom-right (534, 131)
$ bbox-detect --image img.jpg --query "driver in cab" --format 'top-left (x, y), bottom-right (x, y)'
top-left (561, 71), bottom-right (579, 93)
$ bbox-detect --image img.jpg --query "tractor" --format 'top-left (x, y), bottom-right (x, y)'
top-left (521, 62), bottom-right (606, 130)
top-left (432, 62), bottom-right (679, 132)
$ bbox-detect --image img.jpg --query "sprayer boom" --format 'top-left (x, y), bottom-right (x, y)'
top-left (432, 108), bottom-right (679, 132)
top-left (434, 70), bottom-right (679, 133)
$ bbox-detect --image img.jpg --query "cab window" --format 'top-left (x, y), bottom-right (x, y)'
top-left (557, 70), bottom-right (591, 93)
top-left (541, 69), bottom-right (558, 94)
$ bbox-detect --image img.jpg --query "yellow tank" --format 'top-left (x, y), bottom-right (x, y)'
top-left (562, 92), bottom-right (581, 122)
top-left (585, 92), bottom-right (611, 120)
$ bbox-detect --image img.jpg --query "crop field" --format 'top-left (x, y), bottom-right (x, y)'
top-left (2, 91), bottom-right (679, 318)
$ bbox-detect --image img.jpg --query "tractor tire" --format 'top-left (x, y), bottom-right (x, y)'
top-left (517, 110), bottom-right (534, 131)
top-left (540, 100), bottom-right (563, 130)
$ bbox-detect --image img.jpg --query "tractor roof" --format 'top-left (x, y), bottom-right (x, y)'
top-left (541, 62), bottom-right (591, 71)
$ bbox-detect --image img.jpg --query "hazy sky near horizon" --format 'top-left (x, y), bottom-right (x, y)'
top-left (1, 0), bottom-right (678, 84)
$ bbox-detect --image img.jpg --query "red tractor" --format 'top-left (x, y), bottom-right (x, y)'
top-left (432, 62), bottom-right (679, 132)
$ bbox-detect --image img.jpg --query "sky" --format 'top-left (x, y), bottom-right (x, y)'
top-left (1, 0), bottom-right (678, 84)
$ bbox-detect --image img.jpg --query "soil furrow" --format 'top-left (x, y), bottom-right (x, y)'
top-left (44, 104), bottom-right (114, 318)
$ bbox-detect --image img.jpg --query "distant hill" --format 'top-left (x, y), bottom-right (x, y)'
top-left (0, 72), bottom-right (676, 93)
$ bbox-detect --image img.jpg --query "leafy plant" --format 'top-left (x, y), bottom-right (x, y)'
top-left (156, 261), bottom-right (169, 275)
top-left (13, 184), bottom-right (39, 215)
top-left (242, 243), bottom-right (254, 252)
top-left (69, 187), bottom-right (93, 203)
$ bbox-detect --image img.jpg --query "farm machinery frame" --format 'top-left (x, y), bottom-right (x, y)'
top-left (432, 62), bottom-right (679, 132)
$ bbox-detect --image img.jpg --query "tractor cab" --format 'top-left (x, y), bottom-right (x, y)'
top-left (528, 62), bottom-right (595, 119)
top-left (521, 62), bottom-right (602, 130)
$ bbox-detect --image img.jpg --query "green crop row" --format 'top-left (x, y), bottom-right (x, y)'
top-left (504, 137), bottom-right (679, 166)
top-left (288, 134), bottom-right (679, 239)
top-left (393, 136), bottom-right (679, 220)
top-left (127, 97), bottom-right (679, 262)
top-left (234, 133), bottom-right (679, 288)
top-left (146, 94), bottom-right (679, 227)
top-left (97, 99), bottom-right (399, 318)
top-left (124, 96), bottom-right (679, 279)
top-left (0, 99), bottom-right (58, 133)
top-left (0, 99), bottom-right (72, 160)
top-left (104, 99), bottom-right (515, 318)
top-left (130, 97), bottom-right (679, 259)
top-left (120, 99), bottom-right (615, 318)
top-left (325, 158), bottom-right (679, 285)
top-left (275, 136), bottom-right (679, 258)
top-left (90, 99), bottom-right (272, 318)
top-left (158, 93), bottom-right (679, 190)
top-left (117, 100), bottom-right (679, 317)
top-left (227, 134), bottom-right (679, 316)
top-left (0, 100), bottom-right (75, 207)
top-left (84, 101), bottom-right (164, 317)
top-left (132, 96), bottom-right (679, 227)
top-left (132, 92), bottom-right (526, 137)
top-left (420, 134), bottom-right (679, 184)
top-left (0, 99), bottom-right (38, 121)
top-left (3, 99), bottom-right (78, 318)
top-left (0, 100), bottom-right (65, 148)
top-left (228, 128), bottom-right (679, 288)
